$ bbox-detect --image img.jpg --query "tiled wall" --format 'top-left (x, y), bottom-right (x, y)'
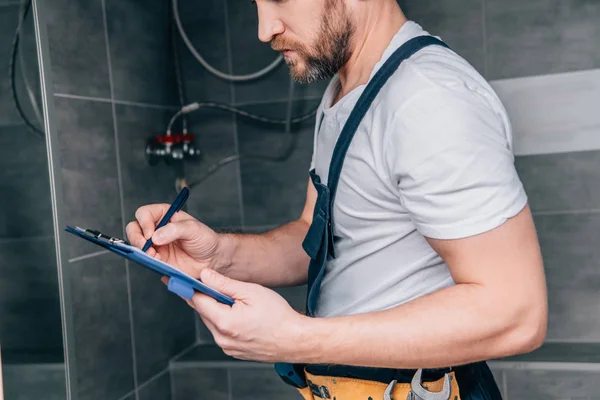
top-left (0, 1), bottom-right (62, 355)
top-left (42, 0), bottom-right (196, 399)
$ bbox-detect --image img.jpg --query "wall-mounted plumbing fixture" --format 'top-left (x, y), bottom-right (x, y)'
top-left (145, 132), bottom-right (201, 166)
top-left (147, 0), bottom-right (321, 193)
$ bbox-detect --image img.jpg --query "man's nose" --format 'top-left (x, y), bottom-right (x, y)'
top-left (257, 7), bottom-right (284, 43)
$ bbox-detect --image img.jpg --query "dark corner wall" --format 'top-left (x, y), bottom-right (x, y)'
top-left (0, 0), bottom-right (62, 357)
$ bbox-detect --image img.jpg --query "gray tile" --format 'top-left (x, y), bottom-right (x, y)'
top-left (130, 263), bottom-right (196, 383)
top-left (182, 111), bottom-right (242, 228)
top-left (238, 100), bottom-right (318, 226)
top-left (398, 0), bottom-right (486, 75)
top-left (226, 0), bottom-right (329, 105)
top-left (505, 368), bottom-right (600, 399)
top-left (54, 97), bottom-right (122, 259)
top-left (0, 238), bottom-right (62, 351)
top-left (230, 367), bottom-right (300, 400)
top-left (45, 0), bottom-right (111, 97)
top-left (0, 124), bottom-right (53, 239)
top-left (516, 151), bottom-right (600, 213)
top-left (486, 0), bottom-right (600, 80)
top-left (115, 104), bottom-right (180, 221)
top-left (175, 0), bottom-right (231, 104)
top-left (171, 367), bottom-right (229, 400)
top-left (488, 366), bottom-right (506, 399)
top-left (175, 344), bottom-right (240, 363)
top-left (138, 372), bottom-right (172, 400)
top-left (274, 285), bottom-right (307, 314)
top-left (534, 212), bottom-right (600, 341)
top-left (68, 253), bottom-right (135, 400)
top-left (105, 0), bottom-right (175, 105)
top-left (196, 314), bottom-right (215, 344)
top-left (2, 364), bottom-right (67, 400)
top-left (498, 342), bottom-right (600, 364)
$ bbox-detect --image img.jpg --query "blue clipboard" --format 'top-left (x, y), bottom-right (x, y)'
top-left (65, 225), bottom-right (235, 306)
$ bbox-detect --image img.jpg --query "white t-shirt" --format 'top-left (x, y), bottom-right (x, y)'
top-left (309, 21), bottom-right (528, 317)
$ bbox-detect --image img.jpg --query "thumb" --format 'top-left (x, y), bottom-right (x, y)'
top-left (200, 268), bottom-right (247, 298)
top-left (153, 220), bottom-right (201, 245)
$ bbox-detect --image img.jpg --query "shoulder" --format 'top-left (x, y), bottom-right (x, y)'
top-left (379, 45), bottom-right (513, 172)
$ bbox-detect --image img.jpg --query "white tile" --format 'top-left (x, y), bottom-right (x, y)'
top-left (490, 69), bottom-right (600, 156)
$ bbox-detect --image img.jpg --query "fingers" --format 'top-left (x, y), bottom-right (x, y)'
top-left (125, 220), bottom-right (146, 249)
top-left (132, 204), bottom-right (195, 244)
top-left (191, 269), bottom-right (246, 322)
top-left (199, 268), bottom-right (246, 298)
top-left (152, 219), bottom-right (205, 246)
top-left (192, 292), bottom-right (229, 327)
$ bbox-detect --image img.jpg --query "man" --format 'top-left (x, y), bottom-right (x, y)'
top-left (127, 0), bottom-right (548, 398)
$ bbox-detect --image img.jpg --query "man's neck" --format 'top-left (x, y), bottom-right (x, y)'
top-left (333, 3), bottom-right (408, 106)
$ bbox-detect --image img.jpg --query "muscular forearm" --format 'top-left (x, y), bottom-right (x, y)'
top-left (292, 283), bottom-right (546, 368)
top-left (216, 219), bottom-right (311, 287)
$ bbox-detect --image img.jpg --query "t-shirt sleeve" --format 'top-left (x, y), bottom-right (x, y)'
top-left (384, 87), bottom-right (528, 240)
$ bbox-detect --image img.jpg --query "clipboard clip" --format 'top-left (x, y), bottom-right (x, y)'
top-left (84, 229), bottom-right (130, 245)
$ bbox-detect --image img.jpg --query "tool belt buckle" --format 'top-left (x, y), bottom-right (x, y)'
top-left (406, 368), bottom-right (452, 400)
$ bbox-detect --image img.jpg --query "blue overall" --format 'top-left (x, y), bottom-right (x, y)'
top-left (276, 36), bottom-right (504, 400)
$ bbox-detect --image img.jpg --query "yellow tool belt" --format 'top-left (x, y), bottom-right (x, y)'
top-left (296, 369), bottom-right (461, 400)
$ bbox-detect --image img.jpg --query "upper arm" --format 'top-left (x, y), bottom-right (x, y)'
top-left (426, 204), bottom-right (546, 295)
top-left (426, 204), bottom-right (548, 343)
top-left (386, 86), bottom-right (547, 337)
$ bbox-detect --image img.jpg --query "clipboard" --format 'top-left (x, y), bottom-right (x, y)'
top-left (65, 225), bottom-right (235, 306)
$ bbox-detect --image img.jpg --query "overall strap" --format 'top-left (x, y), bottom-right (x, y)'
top-left (325, 36), bottom-right (449, 210)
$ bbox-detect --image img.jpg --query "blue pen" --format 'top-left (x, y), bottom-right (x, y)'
top-left (142, 187), bottom-right (190, 252)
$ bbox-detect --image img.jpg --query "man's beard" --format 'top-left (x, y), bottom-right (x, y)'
top-left (271, 0), bottom-right (355, 84)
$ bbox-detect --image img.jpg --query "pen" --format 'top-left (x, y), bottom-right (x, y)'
top-left (142, 187), bottom-right (190, 252)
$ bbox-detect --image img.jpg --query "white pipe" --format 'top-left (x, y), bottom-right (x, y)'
top-left (172, 0), bottom-right (284, 82)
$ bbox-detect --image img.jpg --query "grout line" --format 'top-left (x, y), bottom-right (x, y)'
top-left (68, 250), bottom-right (110, 264)
top-left (115, 341), bottom-right (199, 400)
top-left (169, 340), bottom-right (202, 364)
top-left (234, 95), bottom-right (324, 107)
top-left (0, 235), bottom-right (55, 244)
top-left (54, 93), bottom-right (112, 104)
top-left (227, 368), bottom-right (233, 400)
top-left (543, 338), bottom-right (600, 344)
top-left (532, 208), bottom-right (600, 217)
top-left (195, 314), bottom-right (201, 343)
top-left (171, 360), bottom-right (271, 370)
top-left (53, 91), bottom-right (323, 110)
top-left (101, 1), bottom-right (139, 398)
top-left (115, 367), bottom-right (171, 400)
top-left (502, 369), bottom-right (508, 400)
top-left (170, 367), bottom-right (176, 400)
top-left (487, 361), bottom-right (600, 371)
top-left (481, 0), bottom-right (488, 78)
top-left (222, 0), bottom-right (245, 230)
top-left (54, 93), bottom-right (180, 111)
top-left (0, 342), bottom-right (3, 400)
